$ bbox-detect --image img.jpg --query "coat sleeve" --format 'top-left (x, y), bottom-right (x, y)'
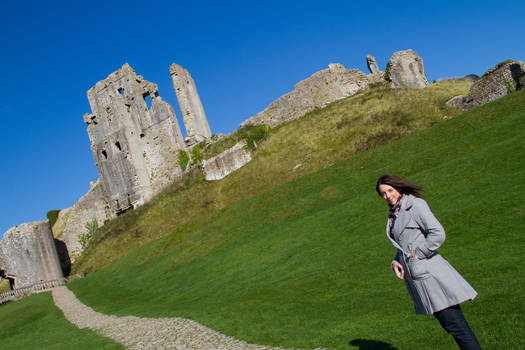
top-left (391, 250), bottom-right (402, 269)
top-left (412, 198), bottom-right (446, 258)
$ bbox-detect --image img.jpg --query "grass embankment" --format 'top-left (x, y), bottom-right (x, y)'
top-left (67, 89), bottom-right (525, 349)
top-left (73, 79), bottom-right (471, 274)
top-left (0, 293), bottom-right (123, 349)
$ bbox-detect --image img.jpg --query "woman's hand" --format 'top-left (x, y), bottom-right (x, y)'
top-left (392, 261), bottom-right (404, 280)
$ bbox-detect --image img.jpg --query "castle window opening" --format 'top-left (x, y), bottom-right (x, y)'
top-left (118, 87), bottom-right (125, 95)
top-left (140, 133), bottom-right (145, 138)
top-left (143, 93), bottom-right (152, 110)
top-left (115, 141), bottom-right (122, 151)
top-left (101, 150), bottom-right (108, 160)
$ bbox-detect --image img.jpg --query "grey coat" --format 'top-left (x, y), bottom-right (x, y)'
top-left (386, 194), bottom-right (477, 315)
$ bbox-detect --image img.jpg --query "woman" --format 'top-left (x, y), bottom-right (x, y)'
top-left (376, 174), bottom-right (481, 349)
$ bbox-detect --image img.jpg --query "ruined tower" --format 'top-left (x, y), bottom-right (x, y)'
top-left (0, 221), bottom-right (63, 289)
top-left (170, 63), bottom-right (211, 145)
top-left (84, 63), bottom-right (185, 215)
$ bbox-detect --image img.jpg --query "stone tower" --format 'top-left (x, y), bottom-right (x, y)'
top-left (170, 63), bottom-right (211, 145)
top-left (0, 221), bottom-right (63, 288)
top-left (84, 63), bottom-right (185, 215)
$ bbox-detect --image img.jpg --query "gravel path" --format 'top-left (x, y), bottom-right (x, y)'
top-left (52, 286), bottom-right (305, 350)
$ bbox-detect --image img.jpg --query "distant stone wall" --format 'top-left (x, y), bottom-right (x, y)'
top-left (458, 61), bottom-right (525, 110)
top-left (241, 62), bottom-right (384, 128)
top-left (202, 141), bottom-right (252, 181)
top-left (62, 180), bottom-right (108, 261)
top-left (0, 221), bottom-right (63, 289)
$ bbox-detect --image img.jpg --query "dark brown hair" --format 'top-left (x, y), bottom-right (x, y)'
top-left (376, 174), bottom-right (424, 198)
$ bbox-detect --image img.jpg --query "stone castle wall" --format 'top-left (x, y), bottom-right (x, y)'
top-left (202, 141), bottom-right (252, 181)
top-left (62, 180), bottom-right (108, 261)
top-left (241, 63), bottom-right (384, 128)
top-left (170, 63), bottom-right (211, 145)
top-left (84, 63), bottom-right (185, 215)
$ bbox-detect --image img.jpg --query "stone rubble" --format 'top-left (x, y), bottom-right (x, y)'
top-left (52, 286), bottom-right (325, 350)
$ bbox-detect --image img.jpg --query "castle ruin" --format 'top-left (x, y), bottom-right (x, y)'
top-left (84, 63), bottom-right (187, 215)
top-left (0, 222), bottom-right (64, 290)
top-left (170, 63), bottom-right (212, 145)
top-left (0, 62), bottom-right (212, 290)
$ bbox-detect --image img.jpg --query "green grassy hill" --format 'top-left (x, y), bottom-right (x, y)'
top-left (73, 79), bottom-right (472, 275)
top-left (1, 81), bottom-right (523, 349)
top-left (62, 88), bottom-right (525, 349)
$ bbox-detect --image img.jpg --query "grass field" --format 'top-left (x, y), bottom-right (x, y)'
top-left (0, 292), bottom-right (123, 349)
top-left (60, 89), bottom-right (525, 349)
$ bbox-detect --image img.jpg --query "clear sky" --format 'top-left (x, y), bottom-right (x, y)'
top-left (1, 0), bottom-right (524, 238)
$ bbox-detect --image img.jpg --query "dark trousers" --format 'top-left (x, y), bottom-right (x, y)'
top-left (434, 304), bottom-right (481, 350)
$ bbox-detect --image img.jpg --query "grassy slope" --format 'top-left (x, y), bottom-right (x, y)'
top-left (74, 79), bottom-right (472, 274)
top-left (67, 89), bottom-right (525, 349)
top-left (0, 292), bottom-right (123, 349)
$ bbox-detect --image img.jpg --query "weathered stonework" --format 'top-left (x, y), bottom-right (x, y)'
top-left (85, 63), bottom-right (185, 215)
top-left (170, 63), bottom-right (211, 145)
top-left (202, 141), bottom-right (252, 181)
top-left (241, 62), bottom-right (384, 128)
top-left (62, 180), bottom-right (108, 261)
top-left (366, 54), bottom-right (381, 75)
top-left (447, 60), bottom-right (525, 111)
top-left (386, 49), bottom-right (429, 88)
top-left (0, 222), bottom-right (63, 289)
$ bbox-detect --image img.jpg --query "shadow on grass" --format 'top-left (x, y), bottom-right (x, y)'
top-left (349, 338), bottom-right (398, 350)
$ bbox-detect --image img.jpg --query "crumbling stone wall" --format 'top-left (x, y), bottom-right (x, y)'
top-left (84, 63), bottom-right (185, 215)
top-left (0, 221), bottom-right (63, 289)
top-left (447, 60), bottom-right (525, 111)
top-left (202, 141), bottom-right (252, 180)
top-left (241, 57), bottom-right (385, 128)
top-left (170, 63), bottom-right (211, 145)
top-left (62, 180), bottom-right (108, 261)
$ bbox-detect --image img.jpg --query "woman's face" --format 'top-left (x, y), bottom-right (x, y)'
top-left (378, 184), bottom-right (401, 206)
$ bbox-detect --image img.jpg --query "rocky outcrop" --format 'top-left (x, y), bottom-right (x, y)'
top-left (202, 141), bottom-right (252, 181)
top-left (0, 221), bottom-right (63, 289)
top-left (385, 49), bottom-right (429, 88)
top-left (62, 180), bottom-right (108, 261)
top-left (241, 62), bottom-right (384, 128)
top-left (447, 60), bottom-right (525, 111)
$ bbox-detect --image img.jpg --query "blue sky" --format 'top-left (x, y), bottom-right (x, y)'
top-left (1, 0), bottom-right (524, 237)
